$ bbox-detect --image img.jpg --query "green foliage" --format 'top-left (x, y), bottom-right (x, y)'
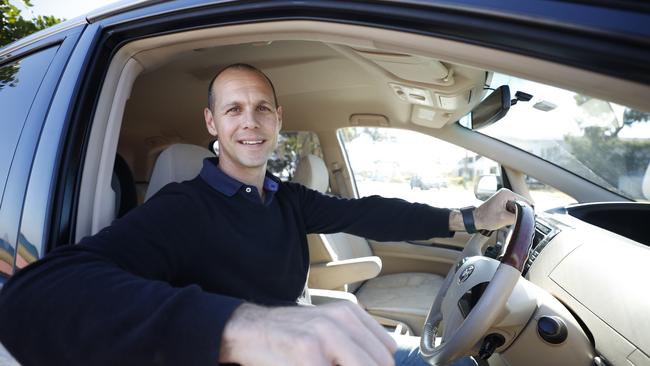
top-left (0, 61), bottom-right (18, 89)
top-left (1, 0), bottom-right (63, 48)
top-left (564, 103), bottom-right (650, 195)
top-left (267, 132), bottom-right (322, 181)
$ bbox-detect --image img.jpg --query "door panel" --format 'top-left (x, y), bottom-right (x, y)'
top-left (369, 232), bottom-right (496, 277)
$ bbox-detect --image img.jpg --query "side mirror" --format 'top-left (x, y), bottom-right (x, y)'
top-left (474, 174), bottom-right (503, 201)
top-left (469, 85), bottom-right (511, 130)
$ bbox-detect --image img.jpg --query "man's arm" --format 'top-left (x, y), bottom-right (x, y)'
top-left (290, 182), bottom-right (453, 241)
top-left (292, 182), bottom-right (527, 240)
top-left (0, 184), bottom-right (241, 365)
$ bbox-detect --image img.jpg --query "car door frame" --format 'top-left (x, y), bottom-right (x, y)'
top-left (46, 0), bottom-right (650, 257)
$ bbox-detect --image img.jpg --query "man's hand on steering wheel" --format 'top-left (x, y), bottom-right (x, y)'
top-left (475, 189), bottom-right (532, 231)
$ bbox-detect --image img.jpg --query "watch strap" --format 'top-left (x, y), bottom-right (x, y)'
top-left (460, 206), bottom-right (477, 234)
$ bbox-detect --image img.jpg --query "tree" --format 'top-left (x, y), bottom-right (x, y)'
top-left (565, 95), bottom-right (650, 196)
top-left (1, 0), bottom-right (63, 48)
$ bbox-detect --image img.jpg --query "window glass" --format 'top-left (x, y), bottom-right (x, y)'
top-left (0, 46), bottom-right (58, 279)
top-left (0, 47), bottom-right (58, 201)
top-left (268, 131), bottom-right (323, 181)
top-left (525, 175), bottom-right (576, 209)
top-left (476, 73), bottom-right (650, 202)
top-left (338, 127), bottom-right (498, 208)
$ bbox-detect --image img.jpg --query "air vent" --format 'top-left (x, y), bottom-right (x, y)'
top-left (523, 219), bottom-right (560, 276)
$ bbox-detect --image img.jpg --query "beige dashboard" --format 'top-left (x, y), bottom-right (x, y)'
top-left (526, 213), bottom-right (650, 366)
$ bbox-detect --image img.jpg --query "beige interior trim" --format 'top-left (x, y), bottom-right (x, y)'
top-left (528, 213), bottom-right (650, 366)
top-left (372, 314), bottom-right (414, 336)
top-left (503, 167), bottom-right (532, 202)
top-left (308, 288), bottom-right (358, 305)
top-left (76, 19), bottom-right (647, 240)
top-left (76, 56), bottom-right (144, 239)
top-left (308, 256), bottom-right (382, 290)
top-left (125, 21), bottom-right (648, 112)
top-left (369, 240), bottom-right (461, 276)
top-left (501, 280), bottom-right (594, 366)
top-left (92, 58), bottom-right (144, 233)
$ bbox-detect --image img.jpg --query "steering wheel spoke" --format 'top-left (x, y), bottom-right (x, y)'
top-left (420, 201), bottom-right (535, 365)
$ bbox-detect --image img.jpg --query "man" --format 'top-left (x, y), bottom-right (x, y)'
top-left (0, 64), bottom-right (521, 366)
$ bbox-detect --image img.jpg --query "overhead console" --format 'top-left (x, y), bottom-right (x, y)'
top-left (342, 46), bottom-right (488, 128)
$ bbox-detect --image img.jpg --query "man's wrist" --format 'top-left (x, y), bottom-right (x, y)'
top-left (449, 209), bottom-right (465, 232)
top-left (449, 207), bottom-right (479, 233)
top-left (460, 206), bottom-right (478, 234)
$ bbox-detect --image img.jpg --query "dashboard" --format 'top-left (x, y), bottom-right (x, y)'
top-left (523, 204), bottom-right (650, 366)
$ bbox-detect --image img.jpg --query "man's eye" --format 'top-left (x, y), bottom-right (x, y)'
top-left (257, 105), bottom-right (271, 112)
top-left (227, 107), bottom-right (240, 114)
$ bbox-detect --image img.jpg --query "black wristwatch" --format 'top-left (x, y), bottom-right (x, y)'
top-left (460, 206), bottom-right (477, 234)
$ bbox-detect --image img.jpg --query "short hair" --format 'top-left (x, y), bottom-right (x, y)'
top-left (207, 63), bottom-right (278, 111)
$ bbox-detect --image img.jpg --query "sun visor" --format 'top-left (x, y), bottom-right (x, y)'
top-left (353, 49), bottom-right (453, 85)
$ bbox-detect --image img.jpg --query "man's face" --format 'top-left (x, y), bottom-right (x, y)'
top-left (204, 68), bottom-right (282, 174)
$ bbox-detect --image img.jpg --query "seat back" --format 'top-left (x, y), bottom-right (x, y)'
top-left (293, 154), bottom-right (375, 292)
top-left (111, 154), bottom-right (138, 217)
top-left (145, 143), bottom-right (215, 201)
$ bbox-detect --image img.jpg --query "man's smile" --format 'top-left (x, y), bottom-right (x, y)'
top-left (238, 138), bottom-right (266, 146)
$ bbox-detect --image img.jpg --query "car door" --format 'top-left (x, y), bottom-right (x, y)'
top-left (0, 21), bottom-right (94, 282)
top-left (0, 19), bottom-right (98, 361)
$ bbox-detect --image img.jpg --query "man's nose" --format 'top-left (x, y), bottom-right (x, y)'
top-left (242, 108), bottom-right (261, 129)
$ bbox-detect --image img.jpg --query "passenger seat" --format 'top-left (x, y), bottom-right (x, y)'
top-left (144, 143), bottom-right (215, 201)
top-left (293, 154), bottom-right (445, 333)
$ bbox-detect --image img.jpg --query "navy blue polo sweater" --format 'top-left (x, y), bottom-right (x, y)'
top-left (0, 158), bottom-right (452, 366)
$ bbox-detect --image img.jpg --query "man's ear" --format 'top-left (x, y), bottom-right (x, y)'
top-left (276, 106), bottom-right (284, 130)
top-left (204, 107), bottom-right (218, 136)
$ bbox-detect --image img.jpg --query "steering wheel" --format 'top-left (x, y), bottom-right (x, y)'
top-left (420, 200), bottom-right (535, 365)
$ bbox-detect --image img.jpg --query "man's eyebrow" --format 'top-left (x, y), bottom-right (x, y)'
top-left (220, 101), bottom-right (240, 110)
top-left (220, 99), bottom-right (274, 109)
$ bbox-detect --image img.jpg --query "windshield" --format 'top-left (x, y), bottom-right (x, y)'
top-left (471, 73), bottom-right (650, 202)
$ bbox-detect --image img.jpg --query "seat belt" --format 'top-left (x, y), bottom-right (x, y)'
top-left (331, 162), bottom-right (352, 198)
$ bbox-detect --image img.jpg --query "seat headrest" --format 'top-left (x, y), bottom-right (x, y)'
top-left (293, 154), bottom-right (329, 193)
top-left (145, 143), bottom-right (215, 201)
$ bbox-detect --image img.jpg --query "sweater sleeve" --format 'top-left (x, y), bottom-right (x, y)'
top-left (289, 183), bottom-right (453, 241)
top-left (0, 184), bottom-right (243, 366)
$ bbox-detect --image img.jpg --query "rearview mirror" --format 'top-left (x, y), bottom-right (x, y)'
top-left (469, 85), bottom-right (511, 130)
top-left (474, 174), bottom-right (503, 201)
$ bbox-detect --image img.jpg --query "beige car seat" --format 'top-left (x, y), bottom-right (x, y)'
top-left (144, 143), bottom-right (215, 201)
top-left (293, 154), bottom-right (445, 332)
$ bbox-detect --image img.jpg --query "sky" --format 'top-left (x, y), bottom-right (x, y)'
top-left (16, 0), bottom-right (122, 20)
